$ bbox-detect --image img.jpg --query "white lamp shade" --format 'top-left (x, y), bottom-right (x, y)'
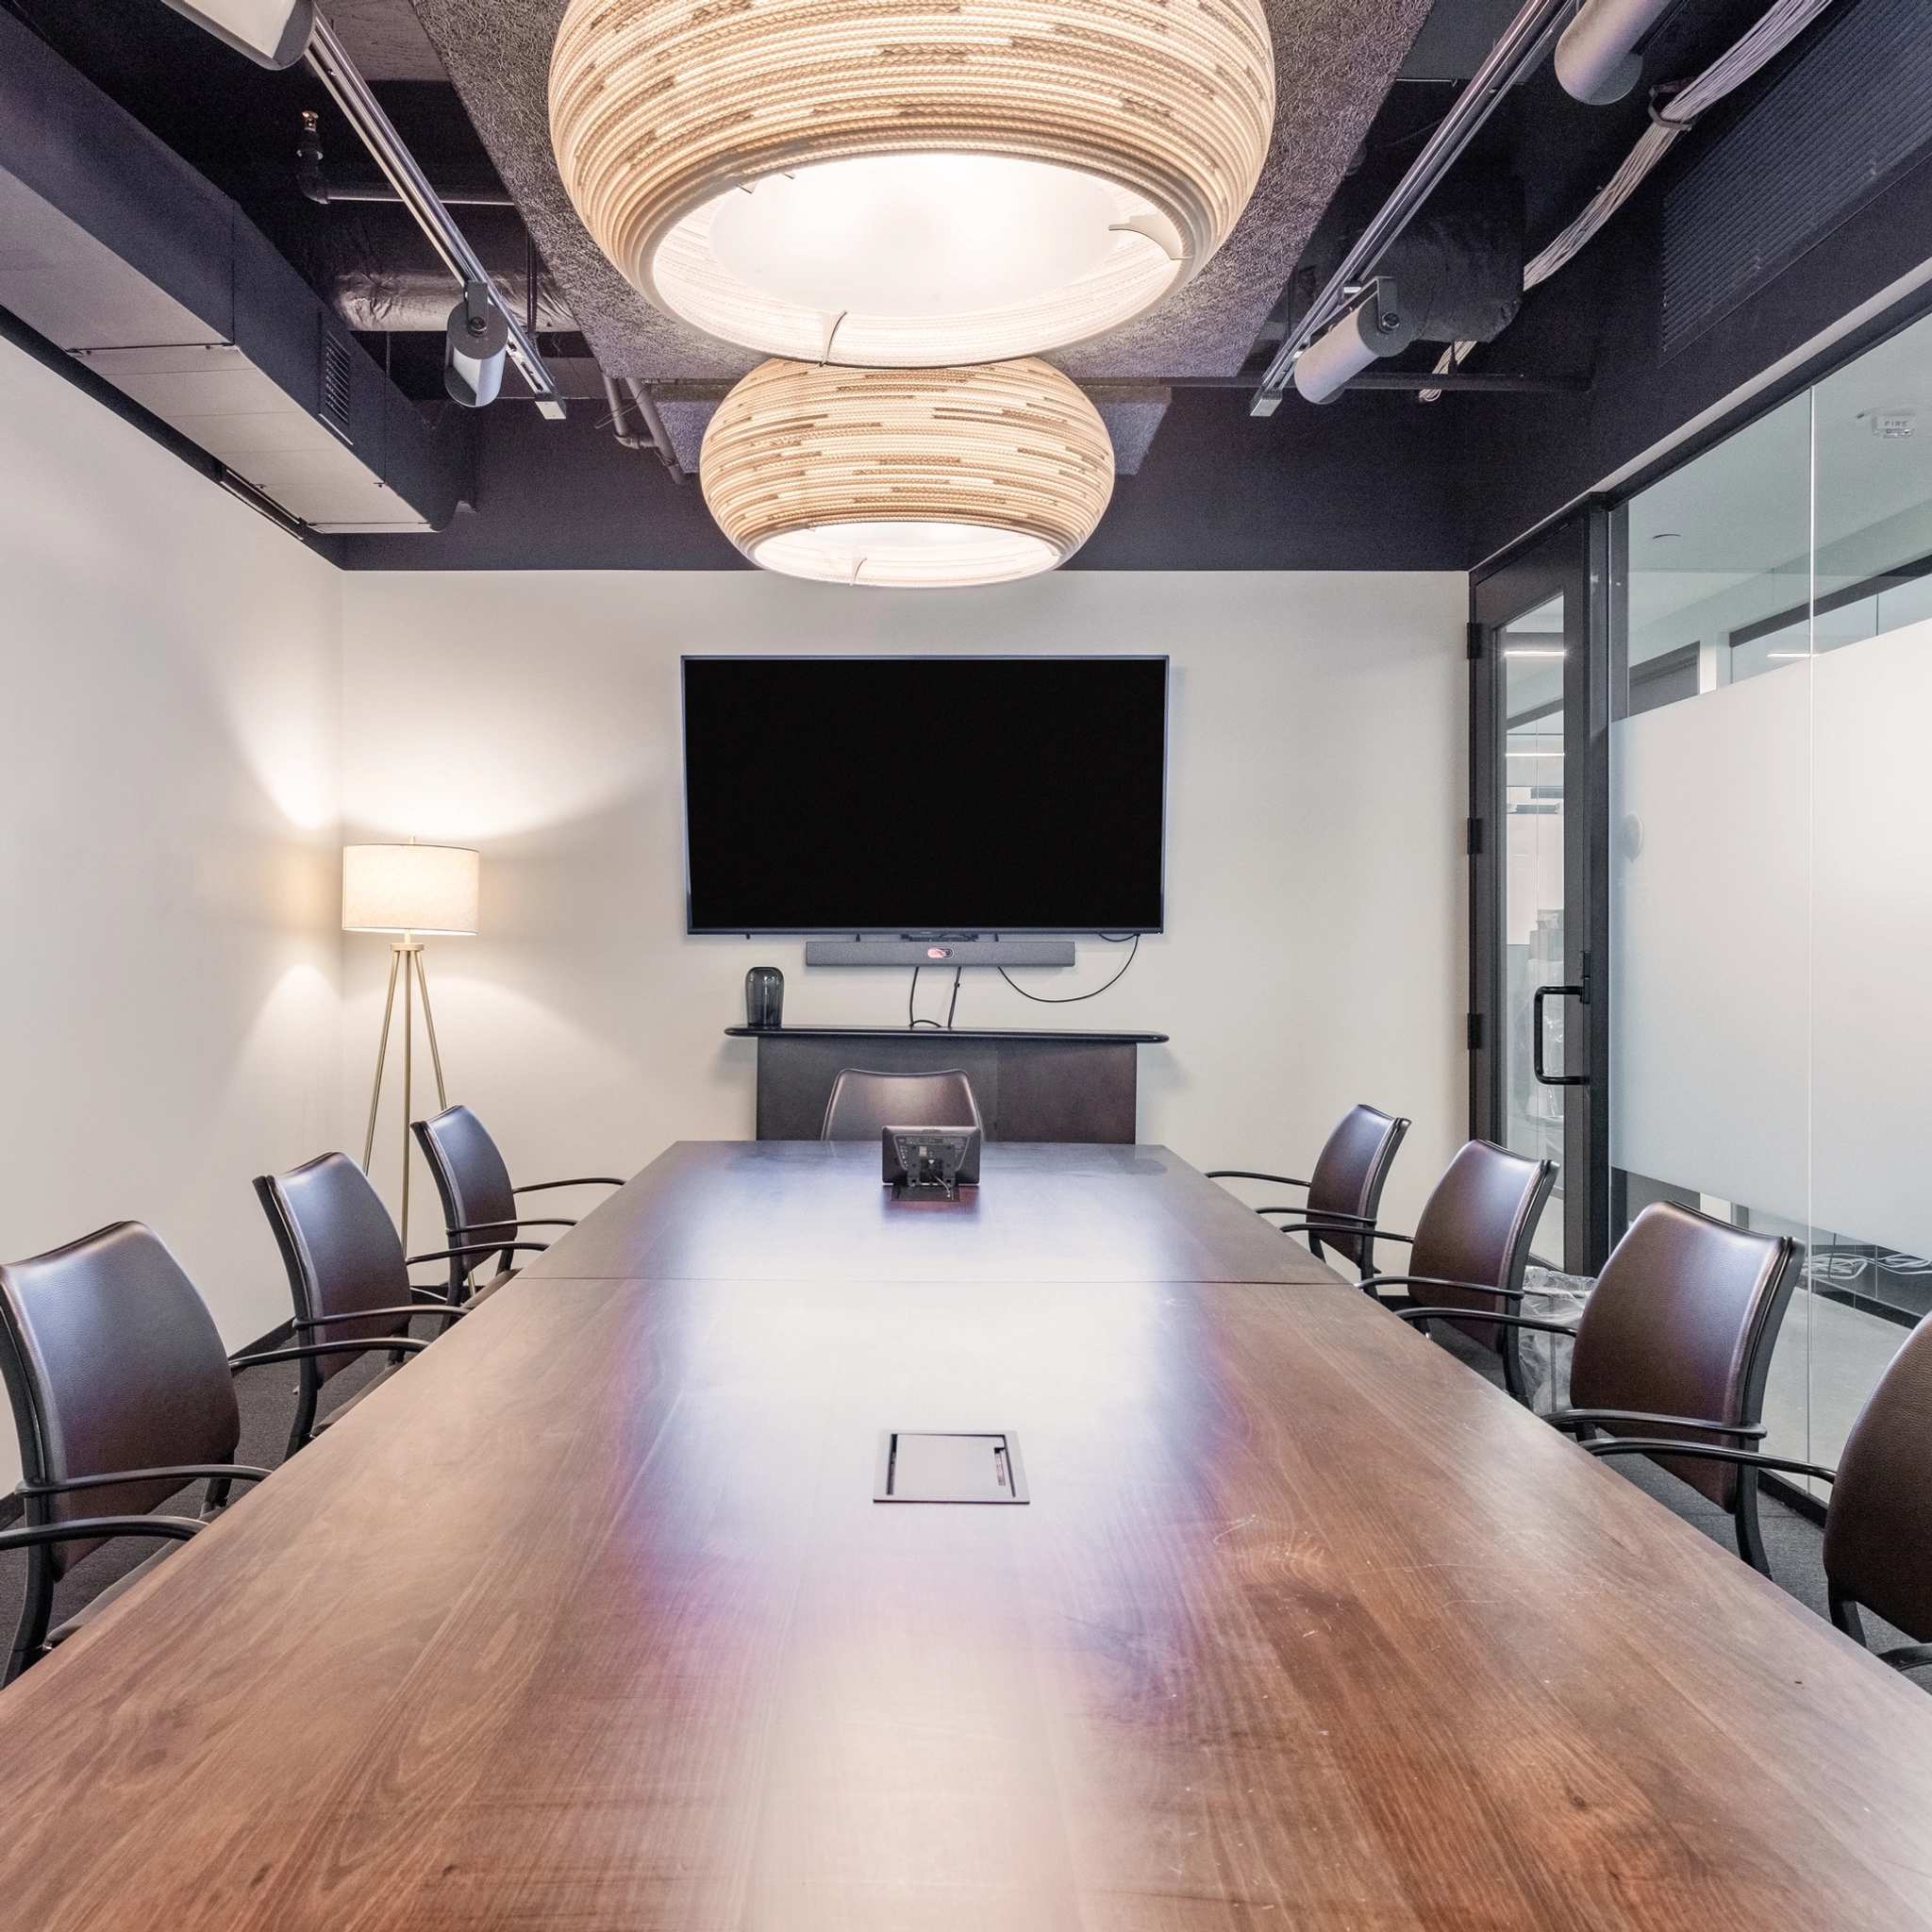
top-left (548, 0), bottom-right (1274, 367)
top-left (341, 844), bottom-right (480, 935)
top-left (700, 358), bottom-right (1115, 588)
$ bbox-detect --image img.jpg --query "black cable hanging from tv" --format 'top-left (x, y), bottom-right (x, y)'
top-left (999, 933), bottom-right (1140, 1004)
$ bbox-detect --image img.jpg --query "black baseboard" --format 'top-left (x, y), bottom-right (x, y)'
top-left (0, 1317), bottom-right (295, 1529)
top-left (1762, 1471), bottom-right (1828, 1526)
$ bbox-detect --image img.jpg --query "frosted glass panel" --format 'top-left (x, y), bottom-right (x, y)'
top-left (1609, 670), bottom-right (1808, 1220)
top-left (1809, 614), bottom-right (1932, 1263)
top-left (1610, 311), bottom-right (1932, 1496)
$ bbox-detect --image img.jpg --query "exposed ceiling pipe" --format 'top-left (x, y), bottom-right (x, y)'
top-left (296, 115), bottom-right (516, 208)
top-left (303, 15), bottom-right (565, 419)
top-left (605, 375), bottom-right (685, 481)
top-left (334, 271), bottom-right (575, 334)
top-left (1249, 0), bottom-right (1573, 417)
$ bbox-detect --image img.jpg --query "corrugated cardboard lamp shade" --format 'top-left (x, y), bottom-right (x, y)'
top-left (700, 358), bottom-right (1115, 588)
top-left (341, 844), bottom-right (480, 934)
top-left (548, 0), bottom-right (1274, 367)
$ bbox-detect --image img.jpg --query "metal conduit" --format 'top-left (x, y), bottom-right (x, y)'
top-left (305, 14), bottom-right (565, 418)
top-left (1249, 0), bottom-right (1574, 417)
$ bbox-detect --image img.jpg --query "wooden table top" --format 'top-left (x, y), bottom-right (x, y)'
top-left (2, 1146), bottom-right (1931, 1930)
top-left (518, 1141), bottom-right (1331, 1285)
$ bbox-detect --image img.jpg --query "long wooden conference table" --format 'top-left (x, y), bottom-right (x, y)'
top-left (3, 1141), bottom-right (1932, 1929)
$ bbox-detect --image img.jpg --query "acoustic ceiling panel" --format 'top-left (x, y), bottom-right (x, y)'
top-left (404, 0), bottom-right (1436, 381)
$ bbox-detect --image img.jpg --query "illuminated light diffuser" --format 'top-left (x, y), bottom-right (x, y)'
top-left (341, 843), bottom-right (480, 935)
top-left (700, 359), bottom-right (1114, 589)
top-left (548, 0), bottom-right (1274, 366)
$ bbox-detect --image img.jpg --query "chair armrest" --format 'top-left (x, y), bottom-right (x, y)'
top-left (1582, 1439), bottom-right (1835, 1482)
top-left (0, 1514), bottom-right (205, 1555)
top-left (1205, 1171), bottom-right (1310, 1189)
top-left (1397, 1308), bottom-right (1579, 1337)
top-left (1362, 1274), bottom-right (1524, 1298)
top-left (513, 1177), bottom-right (625, 1193)
top-left (292, 1307), bottom-right (462, 1328)
top-left (1879, 1642), bottom-right (1932, 1673)
top-left (1259, 1207), bottom-right (1376, 1225)
top-left (446, 1219), bottom-right (576, 1234)
top-left (1267, 1222), bottom-right (1411, 1245)
top-left (1549, 1408), bottom-right (1765, 1440)
top-left (405, 1242), bottom-right (552, 1265)
top-left (15, 1463), bottom-right (272, 1498)
top-left (230, 1338), bottom-right (428, 1372)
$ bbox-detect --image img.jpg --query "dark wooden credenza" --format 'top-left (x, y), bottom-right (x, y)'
top-left (724, 1026), bottom-right (1169, 1141)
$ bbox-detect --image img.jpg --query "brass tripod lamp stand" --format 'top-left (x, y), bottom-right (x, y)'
top-left (342, 841), bottom-right (480, 1251)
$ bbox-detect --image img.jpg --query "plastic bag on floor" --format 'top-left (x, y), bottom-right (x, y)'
top-left (1516, 1265), bottom-right (1593, 1413)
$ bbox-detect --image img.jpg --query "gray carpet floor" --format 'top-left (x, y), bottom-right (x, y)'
top-left (1, 1307), bottom-right (1921, 1686)
top-left (1424, 1317), bottom-right (1927, 1669)
top-left (0, 1323), bottom-right (421, 1653)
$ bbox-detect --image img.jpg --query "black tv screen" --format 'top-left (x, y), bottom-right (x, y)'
top-left (683, 657), bottom-right (1167, 933)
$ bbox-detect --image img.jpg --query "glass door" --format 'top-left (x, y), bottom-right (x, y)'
top-left (1471, 512), bottom-right (1610, 1273)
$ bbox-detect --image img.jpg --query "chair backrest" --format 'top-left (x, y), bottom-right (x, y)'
top-left (1408, 1140), bottom-right (1557, 1348)
top-left (1304, 1105), bottom-right (1409, 1269)
top-left (413, 1105), bottom-right (518, 1278)
top-left (1569, 1202), bottom-right (1800, 1510)
top-left (821, 1069), bottom-right (983, 1142)
top-left (1822, 1313), bottom-right (1932, 1643)
top-left (255, 1154), bottom-right (411, 1386)
top-left (0, 1223), bottom-right (239, 1576)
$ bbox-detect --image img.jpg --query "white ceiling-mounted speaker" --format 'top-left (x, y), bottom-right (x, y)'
top-left (1555, 0), bottom-right (1674, 105)
top-left (700, 358), bottom-right (1115, 589)
top-left (548, 0), bottom-right (1275, 367)
top-left (158, 0), bottom-right (314, 68)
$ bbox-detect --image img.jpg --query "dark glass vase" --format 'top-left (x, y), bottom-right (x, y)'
top-left (744, 966), bottom-right (784, 1030)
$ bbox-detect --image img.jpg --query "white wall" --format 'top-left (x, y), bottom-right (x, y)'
top-left (0, 337), bottom-right (343, 1484)
top-left (341, 570), bottom-right (1466, 1247)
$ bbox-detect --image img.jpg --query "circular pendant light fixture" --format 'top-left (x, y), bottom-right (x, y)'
top-left (549, 0), bottom-right (1274, 366)
top-left (700, 358), bottom-right (1114, 588)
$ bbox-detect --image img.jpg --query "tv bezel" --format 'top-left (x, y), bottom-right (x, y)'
top-left (679, 653), bottom-right (1170, 937)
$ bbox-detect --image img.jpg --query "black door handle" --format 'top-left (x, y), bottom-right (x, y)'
top-left (1532, 984), bottom-right (1588, 1086)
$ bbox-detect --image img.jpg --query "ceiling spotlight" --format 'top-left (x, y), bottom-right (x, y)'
top-left (444, 282), bottom-right (508, 408)
top-left (1555, 0), bottom-right (1673, 105)
top-left (158, 0), bottom-right (314, 68)
top-left (700, 359), bottom-right (1115, 588)
top-left (548, 0), bottom-right (1274, 367)
top-left (1293, 279), bottom-right (1415, 405)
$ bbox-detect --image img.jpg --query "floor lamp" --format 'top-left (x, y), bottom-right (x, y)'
top-left (342, 841), bottom-right (480, 1254)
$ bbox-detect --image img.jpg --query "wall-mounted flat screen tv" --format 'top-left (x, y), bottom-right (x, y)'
top-left (683, 657), bottom-right (1167, 934)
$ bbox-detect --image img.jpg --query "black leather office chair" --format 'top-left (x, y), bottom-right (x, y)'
top-left (1208, 1104), bottom-right (1410, 1281)
top-left (1367, 1140), bottom-right (1557, 1400)
top-left (256, 1152), bottom-right (474, 1456)
top-left (1405, 1200), bottom-right (1801, 1574)
top-left (0, 1221), bottom-right (418, 1681)
top-left (413, 1105), bottom-right (625, 1307)
top-left (1576, 1256), bottom-right (1928, 1654)
top-left (821, 1069), bottom-right (983, 1141)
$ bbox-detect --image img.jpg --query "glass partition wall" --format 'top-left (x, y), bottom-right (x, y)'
top-left (1607, 305), bottom-right (1932, 1492)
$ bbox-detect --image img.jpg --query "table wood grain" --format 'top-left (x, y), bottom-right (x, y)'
top-left (517, 1141), bottom-right (1330, 1286)
top-left (1, 1147), bottom-right (1929, 1929)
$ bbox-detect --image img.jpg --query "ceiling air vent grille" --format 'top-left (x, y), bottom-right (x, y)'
top-left (1661, 0), bottom-right (1932, 360)
top-left (320, 334), bottom-right (353, 444)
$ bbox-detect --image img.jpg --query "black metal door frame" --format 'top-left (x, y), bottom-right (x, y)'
top-left (1469, 506), bottom-right (1612, 1274)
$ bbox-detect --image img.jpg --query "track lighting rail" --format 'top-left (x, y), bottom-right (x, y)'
top-left (1248, 0), bottom-right (1573, 417)
top-left (304, 14), bottom-right (564, 419)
